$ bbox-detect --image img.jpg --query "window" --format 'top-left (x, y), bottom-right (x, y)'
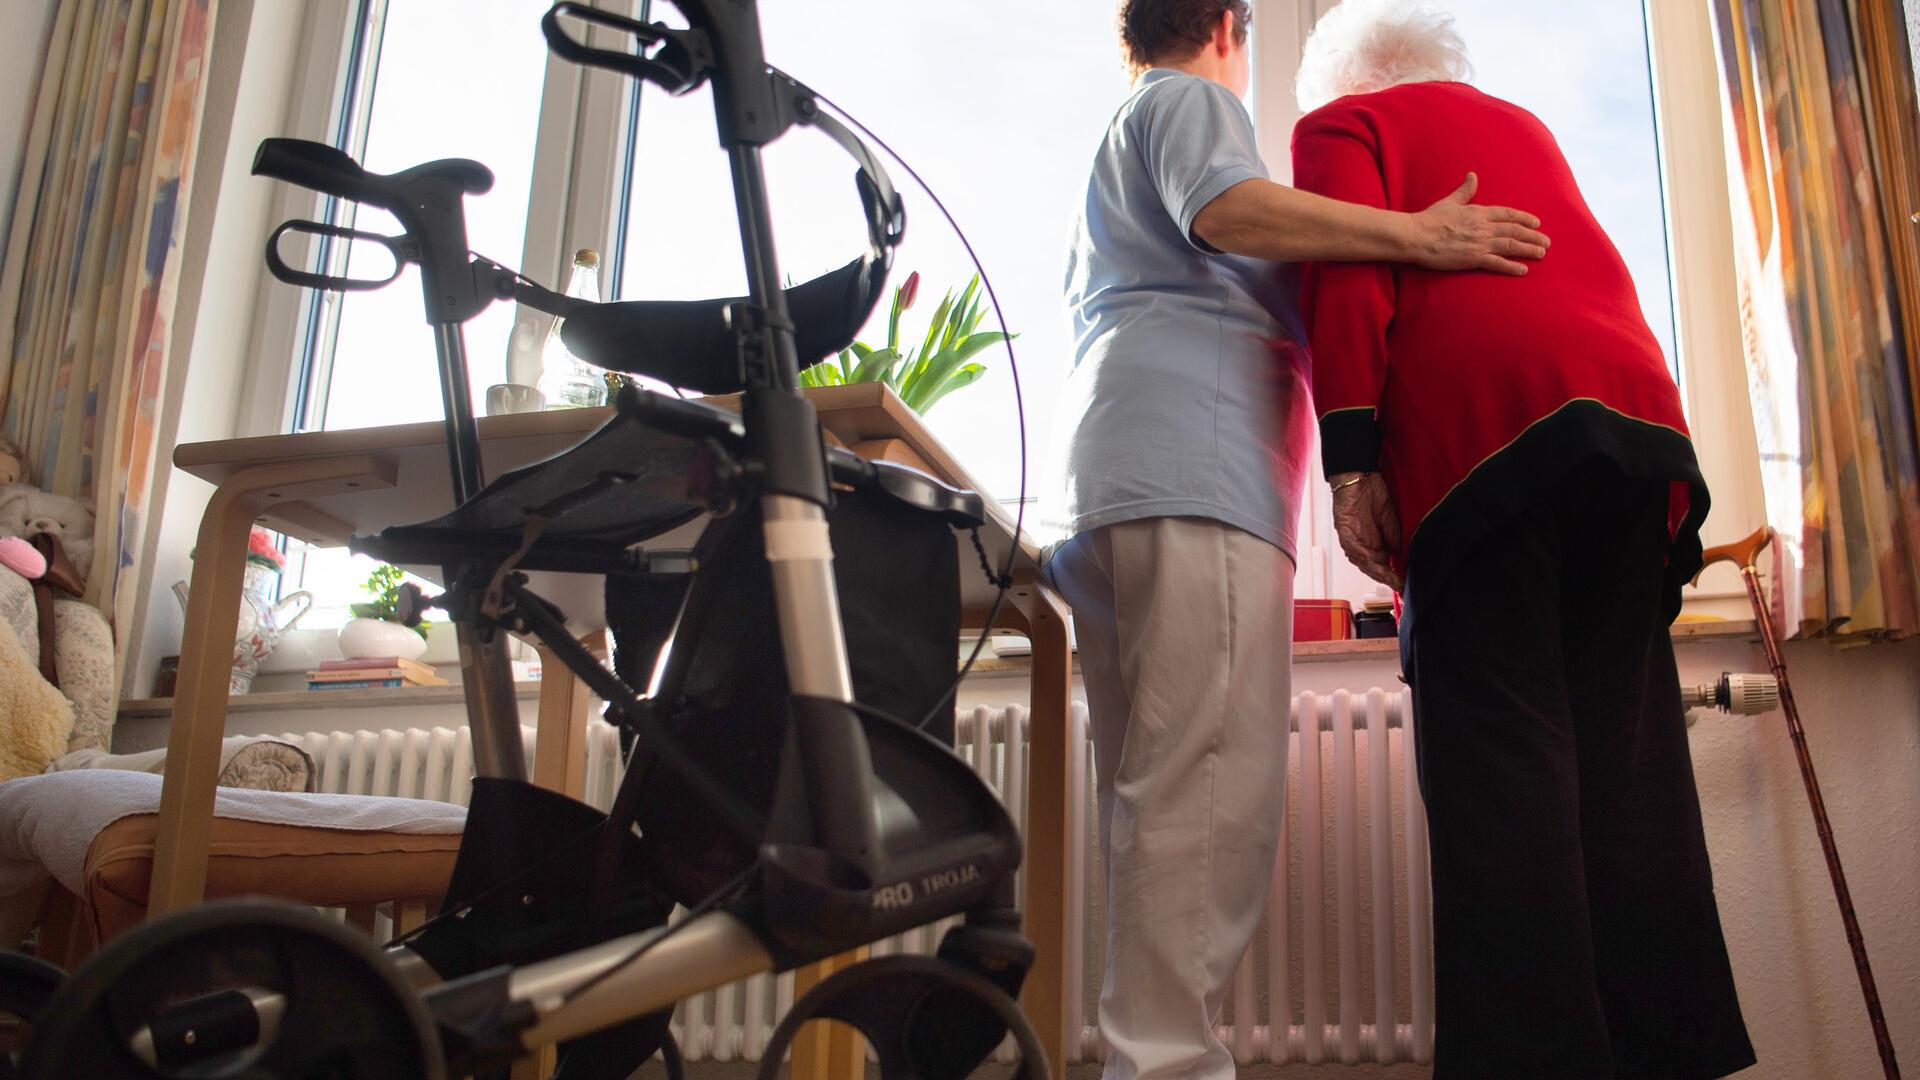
top-left (272, 0), bottom-right (561, 627)
top-left (619, 0), bottom-right (1125, 501)
top-left (259, 0), bottom-right (1132, 621)
top-left (302, 0), bottom-right (554, 434)
top-left (1437, 1), bottom-right (1679, 373)
top-left (255, 1), bottom-right (1754, 625)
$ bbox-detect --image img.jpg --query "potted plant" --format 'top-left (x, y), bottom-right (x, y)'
top-left (798, 271), bottom-right (1011, 413)
top-left (339, 563), bottom-right (432, 661)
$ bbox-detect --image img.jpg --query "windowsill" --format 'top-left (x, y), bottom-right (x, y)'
top-left (966, 618), bottom-right (1761, 675)
top-left (118, 681), bottom-right (544, 720)
top-left (118, 619), bottom-right (1761, 718)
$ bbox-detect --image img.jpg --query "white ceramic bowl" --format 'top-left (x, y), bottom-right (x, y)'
top-left (338, 617), bottom-right (429, 661)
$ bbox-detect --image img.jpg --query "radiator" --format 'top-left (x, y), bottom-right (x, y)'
top-left (280, 687), bottom-right (1431, 1067)
top-left (277, 722), bottom-right (628, 810)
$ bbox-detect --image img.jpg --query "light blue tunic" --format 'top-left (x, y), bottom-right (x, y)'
top-left (1047, 69), bottom-right (1311, 558)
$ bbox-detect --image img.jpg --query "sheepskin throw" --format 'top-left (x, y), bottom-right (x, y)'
top-left (0, 611), bottom-right (72, 781)
top-left (0, 568), bottom-right (110, 753)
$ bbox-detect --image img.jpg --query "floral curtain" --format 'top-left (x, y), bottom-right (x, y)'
top-left (1711, 0), bottom-right (1920, 642)
top-left (0, 0), bottom-right (220, 676)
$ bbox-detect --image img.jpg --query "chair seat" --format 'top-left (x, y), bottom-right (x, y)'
top-left (82, 813), bottom-right (460, 946)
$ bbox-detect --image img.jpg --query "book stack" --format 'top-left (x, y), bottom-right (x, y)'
top-left (307, 655), bottom-right (448, 691)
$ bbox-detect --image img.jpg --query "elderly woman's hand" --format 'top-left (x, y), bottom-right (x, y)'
top-left (1331, 472), bottom-right (1403, 591)
top-left (1408, 172), bottom-right (1549, 277)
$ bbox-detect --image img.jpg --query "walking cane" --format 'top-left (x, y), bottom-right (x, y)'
top-left (1696, 526), bottom-right (1901, 1080)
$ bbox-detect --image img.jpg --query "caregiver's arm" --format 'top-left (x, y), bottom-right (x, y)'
top-left (1192, 171), bottom-right (1548, 275)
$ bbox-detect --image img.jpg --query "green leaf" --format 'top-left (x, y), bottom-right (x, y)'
top-left (905, 352), bottom-right (968, 410)
top-left (949, 330), bottom-right (1009, 363)
top-left (849, 347), bottom-right (900, 385)
top-left (916, 364), bottom-right (986, 413)
top-left (917, 292), bottom-right (955, 371)
top-left (906, 332), bottom-right (1010, 411)
top-left (941, 277), bottom-right (979, 353)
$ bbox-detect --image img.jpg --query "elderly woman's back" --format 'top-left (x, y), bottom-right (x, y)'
top-left (1290, 82), bottom-right (1697, 607)
top-left (1285, 4), bottom-right (1755, 1079)
top-left (1302, 80), bottom-right (1658, 384)
top-left (1291, 77), bottom-right (1699, 607)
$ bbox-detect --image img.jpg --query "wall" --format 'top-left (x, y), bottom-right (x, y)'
top-left (0, 0), bottom-right (58, 249)
top-left (1688, 636), bottom-right (1920, 1080)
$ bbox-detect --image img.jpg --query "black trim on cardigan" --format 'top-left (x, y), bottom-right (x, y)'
top-left (1397, 400), bottom-right (1710, 639)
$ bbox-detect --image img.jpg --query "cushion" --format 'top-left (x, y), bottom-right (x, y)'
top-left (83, 813), bottom-right (462, 946)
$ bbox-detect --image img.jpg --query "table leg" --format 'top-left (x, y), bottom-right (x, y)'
top-left (1008, 571), bottom-right (1075, 1074)
top-left (345, 903), bottom-right (379, 936)
top-left (147, 456), bottom-right (395, 919)
top-left (395, 899), bottom-right (430, 936)
top-left (790, 947), bottom-right (869, 1080)
top-left (532, 631), bottom-right (604, 801)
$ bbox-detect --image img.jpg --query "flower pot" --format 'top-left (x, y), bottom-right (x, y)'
top-left (338, 617), bottom-right (428, 661)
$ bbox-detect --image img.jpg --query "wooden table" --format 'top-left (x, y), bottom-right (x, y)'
top-left (156, 383), bottom-right (1076, 1077)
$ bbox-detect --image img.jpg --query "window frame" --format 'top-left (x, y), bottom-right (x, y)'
top-left (236, 0), bottom-right (644, 634)
top-left (236, 0), bottom-right (643, 441)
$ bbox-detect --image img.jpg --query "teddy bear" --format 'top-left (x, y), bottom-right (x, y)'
top-left (0, 487), bottom-right (93, 585)
top-left (0, 433), bottom-right (94, 584)
top-left (0, 433), bottom-right (111, 771)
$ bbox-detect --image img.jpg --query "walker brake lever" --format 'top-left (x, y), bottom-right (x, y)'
top-left (394, 581), bottom-right (444, 629)
top-left (541, 2), bottom-right (711, 95)
top-left (264, 219), bottom-right (412, 292)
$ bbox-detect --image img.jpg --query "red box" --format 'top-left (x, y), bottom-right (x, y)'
top-left (1293, 598), bottom-right (1356, 643)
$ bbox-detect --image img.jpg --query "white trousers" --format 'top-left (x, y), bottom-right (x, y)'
top-left (1044, 517), bottom-right (1294, 1080)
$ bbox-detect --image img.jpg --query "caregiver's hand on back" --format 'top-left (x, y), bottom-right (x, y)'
top-left (1188, 169), bottom-right (1547, 273)
top-left (1407, 172), bottom-right (1549, 276)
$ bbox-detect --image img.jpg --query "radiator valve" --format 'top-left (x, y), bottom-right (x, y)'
top-left (1682, 672), bottom-right (1780, 716)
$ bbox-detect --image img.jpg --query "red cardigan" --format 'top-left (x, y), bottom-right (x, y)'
top-left (1291, 82), bottom-right (1706, 619)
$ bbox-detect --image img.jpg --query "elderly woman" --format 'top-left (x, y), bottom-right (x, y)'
top-left (1290, 3), bottom-right (1754, 1078)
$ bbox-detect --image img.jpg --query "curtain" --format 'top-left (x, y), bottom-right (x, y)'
top-left (1711, 0), bottom-right (1920, 643)
top-left (0, 0), bottom-right (220, 677)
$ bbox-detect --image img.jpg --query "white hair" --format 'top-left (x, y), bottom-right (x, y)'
top-left (1295, 0), bottom-right (1473, 114)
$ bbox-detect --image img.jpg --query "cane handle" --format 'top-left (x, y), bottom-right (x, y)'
top-left (1695, 525), bottom-right (1775, 581)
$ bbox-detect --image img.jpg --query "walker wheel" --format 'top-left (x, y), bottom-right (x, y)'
top-left (0, 952), bottom-right (65, 1077)
top-left (21, 899), bottom-right (443, 1080)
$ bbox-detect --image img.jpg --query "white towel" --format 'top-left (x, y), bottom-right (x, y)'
top-left (0, 770), bottom-right (465, 902)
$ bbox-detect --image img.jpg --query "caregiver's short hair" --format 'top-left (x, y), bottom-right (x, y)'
top-left (1119, 0), bottom-right (1252, 77)
top-left (1295, 0), bottom-right (1473, 114)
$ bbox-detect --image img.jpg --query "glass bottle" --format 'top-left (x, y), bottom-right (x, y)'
top-left (538, 249), bottom-right (608, 409)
